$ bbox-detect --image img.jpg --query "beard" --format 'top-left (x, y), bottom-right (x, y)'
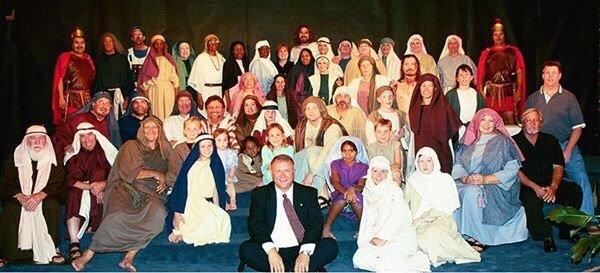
top-left (27, 148), bottom-right (44, 161)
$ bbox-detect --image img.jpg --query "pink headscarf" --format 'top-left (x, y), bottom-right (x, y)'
top-left (460, 108), bottom-right (524, 160)
top-left (137, 35), bottom-right (178, 87)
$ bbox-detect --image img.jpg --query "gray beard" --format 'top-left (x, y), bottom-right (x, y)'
top-left (27, 149), bottom-right (43, 161)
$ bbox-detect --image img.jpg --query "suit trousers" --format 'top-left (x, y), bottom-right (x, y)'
top-left (239, 237), bottom-right (339, 272)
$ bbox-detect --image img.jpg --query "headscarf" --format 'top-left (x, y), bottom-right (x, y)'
top-left (251, 40), bottom-right (278, 76)
top-left (315, 37), bottom-right (335, 60)
top-left (251, 100), bottom-right (294, 138)
top-left (407, 147), bottom-right (460, 218)
top-left (63, 122), bottom-right (118, 238)
top-left (64, 122), bottom-right (118, 165)
top-left (169, 90), bottom-right (202, 118)
top-left (75, 92), bottom-right (122, 148)
top-left (122, 92), bottom-right (152, 117)
top-left (13, 125), bottom-right (58, 263)
top-left (460, 108), bottom-right (524, 160)
top-left (171, 41), bottom-right (197, 89)
top-left (438, 34), bottom-right (466, 61)
top-left (408, 73), bottom-right (461, 143)
top-left (337, 39), bottom-right (358, 58)
top-left (404, 34), bottom-right (428, 55)
top-left (287, 48), bottom-right (315, 90)
top-left (137, 35), bottom-right (178, 87)
top-left (167, 133), bottom-right (227, 232)
top-left (323, 136), bottom-right (369, 192)
top-left (356, 38), bottom-right (380, 59)
top-left (137, 115), bottom-right (172, 160)
top-left (378, 37), bottom-right (401, 81)
top-left (203, 34), bottom-right (219, 52)
top-left (232, 73), bottom-right (266, 117)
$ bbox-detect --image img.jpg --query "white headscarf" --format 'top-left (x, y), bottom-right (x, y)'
top-left (251, 100), bottom-right (294, 138)
top-left (404, 34), bottom-right (428, 55)
top-left (13, 125), bottom-right (57, 264)
top-left (315, 37), bottom-right (335, 60)
top-left (250, 40), bottom-right (278, 77)
top-left (337, 40), bottom-right (359, 58)
top-left (438, 34), bottom-right (466, 61)
top-left (63, 122), bottom-right (119, 238)
top-left (407, 147), bottom-right (460, 219)
top-left (332, 86), bottom-right (359, 108)
top-left (378, 38), bottom-right (401, 81)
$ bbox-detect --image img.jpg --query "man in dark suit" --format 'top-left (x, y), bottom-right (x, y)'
top-left (238, 154), bottom-right (338, 272)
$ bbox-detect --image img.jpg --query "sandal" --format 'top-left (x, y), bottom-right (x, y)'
top-left (69, 242), bottom-right (82, 260)
top-left (51, 253), bottom-right (66, 265)
top-left (318, 197), bottom-right (331, 209)
top-left (465, 237), bottom-right (487, 252)
top-left (119, 261), bottom-right (137, 272)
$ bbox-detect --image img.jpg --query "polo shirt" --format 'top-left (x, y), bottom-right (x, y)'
top-left (513, 131), bottom-right (565, 186)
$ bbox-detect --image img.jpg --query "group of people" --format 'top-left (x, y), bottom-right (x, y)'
top-left (0, 18), bottom-right (592, 272)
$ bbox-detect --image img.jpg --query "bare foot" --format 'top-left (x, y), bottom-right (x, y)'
top-left (71, 250), bottom-right (94, 271)
top-left (118, 259), bottom-right (137, 272)
top-left (168, 232), bottom-right (182, 243)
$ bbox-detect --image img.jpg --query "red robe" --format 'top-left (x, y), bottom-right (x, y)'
top-left (476, 45), bottom-right (526, 115)
top-left (52, 52), bottom-right (95, 125)
top-left (65, 145), bottom-right (111, 232)
top-left (53, 112), bottom-right (110, 160)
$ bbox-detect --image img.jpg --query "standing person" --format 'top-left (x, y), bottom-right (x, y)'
top-left (71, 117), bottom-right (172, 272)
top-left (93, 32), bottom-right (135, 119)
top-left (391, 54), bottom-right (421, 113)
top-left (525, 61), bottom-right (593, 215)
top-left (378, 37), bottom-right (401, 81)
top-left (0, 126), bottom-right (66, 265)
top-left (514, 108), bottom-right (583, 252)
top-left (266, 74), bottom-right (299, 128)
top-left (332, 39), bottom-right (355, 72)
top-left (274, 43), bottom-right (294, 76)
top-left (127, 26), bottom-right (150, 85)
top-left (437, 35), bottom-right (477, 93)
top-left (348, 56), bottom-right (391, 115)
top-left (326, 87), bottom-right (367, 140)
top-left (366, 119), bottom-right (404, 184)
top-left (238, 155), bottom-right (339, 272)
top-left (137, 35), bottom-right (179, 121)
top-left (344, 39), bottom-right (387, 86)
top-left (250, 40), bottom-right (279, 95)
top-left (445, 65), bottom-right (486, 141)
top-left (353, 156), bottom-right (430, 272)
top-left (314, 37), bottom-right (344, 78)
top-left (408, 74), bottom-right (461, 174)
top-left (63, 122), bottom-right (118, 260)
top-left (476, 18), bottom-right (526, 125)
top-left (287, 48), bottom-right (315, 109)
top-left (365, 86), bottom-right (406, 145)
top-left (171, 41), bottom-right (197, 93)
top-left (52, 27), bottom-right (95, 125)
top-left (290, 24), bottom-right (317, 63)
top-left (188, 34), bottom-right (226, 109)
top-left (213, 129), bottom-right (239, 210)
top-left (222, 41), bottom-right (249, 111)
top-left (405, 147), bottom-right (481, 266)
top-left (308, 56), bottom-right (340, 104)
top-left (404, 34), bottom-right (437, 77)
top-left (166, 134), bottom-right (230, 246)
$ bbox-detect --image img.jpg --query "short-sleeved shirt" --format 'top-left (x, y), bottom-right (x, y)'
top-left (513, 131), bottom-right (565, 187)
top-left (525, 86), bottom-right (585, 142)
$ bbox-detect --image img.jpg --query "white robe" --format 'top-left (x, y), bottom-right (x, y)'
top-left (188, 52), bottom-right (226, 99)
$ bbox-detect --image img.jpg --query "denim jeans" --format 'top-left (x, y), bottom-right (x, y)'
top-left (560, 142), bottom-right (594, 215)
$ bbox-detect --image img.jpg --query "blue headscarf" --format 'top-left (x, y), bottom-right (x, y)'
top-left (166, 134), bottom-right (227, 232)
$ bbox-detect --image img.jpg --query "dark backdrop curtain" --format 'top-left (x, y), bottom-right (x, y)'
top-left (1, 0), bottom-right (598, 159)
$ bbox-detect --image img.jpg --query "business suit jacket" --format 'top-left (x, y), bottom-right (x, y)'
top-left (247, 182), bottom-right (323, 247)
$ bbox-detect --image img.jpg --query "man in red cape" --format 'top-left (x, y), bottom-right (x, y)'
top-left (476, 18), bottom-right (526, 125)
top-left (52, 27), bottom-right (95, 125)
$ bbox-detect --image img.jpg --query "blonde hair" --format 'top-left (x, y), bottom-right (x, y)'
top-left (183, 116), bottom-right (201, 129)
top-left (266, 123), bottom-right (290, 150)
top-left (520, 108), bottom-right (543, 123)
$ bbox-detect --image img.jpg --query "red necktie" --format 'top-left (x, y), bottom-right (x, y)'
top-left (282, 193), bottom-right (305, 243)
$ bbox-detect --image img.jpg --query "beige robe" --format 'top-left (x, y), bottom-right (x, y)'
top-left (143, 56), bottom-right (179, 121)
top-left (326, 105), bottom-right (367, 140)
top-left (344, 57), bottom-right (387, 86)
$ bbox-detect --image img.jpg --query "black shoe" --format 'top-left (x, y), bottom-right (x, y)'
top-left (544, 237), bottom-right (557, 253)
top-left (237, 261), bottom-right (246, 272)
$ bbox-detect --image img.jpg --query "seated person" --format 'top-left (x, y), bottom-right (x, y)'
top-left (261, 123), bottom-right (295, 185)
top-left (353, 156), bottom-right (430, 272)
top-left (322, 137), bottom-right (369, 239)
top-left (366, 119), bottom-right (403, 184)
top-left (72, 116), bottom-right (172, 272)
top-left (365, 86), bottom-right (406, 145)
top-left (213, 128), bottom-right (239, 210)
top-left (514, 108), bottom-right (583, 252)
top-left (234, 136), bottom-right (263, 193)
top-left (118, 93), bottom-right (151, 143)
top-left (167, 134), bottom-right (231, 246)
top-left (0, 125), bottom-right (65, 265)
top-left (163, 91), bottom-right (202, 146)
top-left (238, 155), bottom-right (339, 272)
top-left (251, 100), bottom-right (294, 147)
top-left (452, 108), bottom-right (528, 249)
top-left (405, 147), bottom-right (480, 266)
top-left (166, 116), bottom-right (202, 188)
top-left (63, 122), bottom-right (118, 260)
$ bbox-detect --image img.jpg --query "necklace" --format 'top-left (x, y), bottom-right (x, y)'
top-left (209, 54), bottom-right (221, 71)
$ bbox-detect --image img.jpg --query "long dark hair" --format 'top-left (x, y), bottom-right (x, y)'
top-left (294, 24), bottom-right (314, 46)
top-left (399, 54), bottom-right (421, 81)
top-left (266, 74), bottom-right (298, 128)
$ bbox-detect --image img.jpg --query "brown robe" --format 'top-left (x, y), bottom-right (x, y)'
top-left (234, 153), bottom-right (262, 193)
top-left (166, 142), bottom-right (192, 187)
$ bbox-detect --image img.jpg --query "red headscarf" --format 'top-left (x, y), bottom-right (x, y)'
top-left (460, 108), bottom-right (524, 160)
